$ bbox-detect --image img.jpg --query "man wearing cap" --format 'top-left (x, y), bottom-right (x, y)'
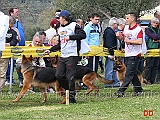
top-left (50, 9), bottom-right (61, 28)
top-left (44, 10), bottom-right (86, 103)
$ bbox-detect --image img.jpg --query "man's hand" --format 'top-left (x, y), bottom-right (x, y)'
top-left (124, 37), bottom-right (131, 45)
top-left (43, 50), bottom-right (50, 55)
top-left (64, 36), bottom-right (70, 42)
top-left (108, 55), bottom-right (114, 60)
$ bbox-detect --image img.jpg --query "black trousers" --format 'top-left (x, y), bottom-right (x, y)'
top-left (119, 56), bottom-right (143, 93)
top-left (55, 56), bottom-right (79, 91)
top-left (87, 56), bottom-right (99, 73)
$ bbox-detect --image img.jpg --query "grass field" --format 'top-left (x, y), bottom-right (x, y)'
top-left (0, 70), bottom-right (160, 120)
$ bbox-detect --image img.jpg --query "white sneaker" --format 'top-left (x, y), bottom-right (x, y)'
top-left (49, 88), bottom-right (55, 93)
top-left (5, 81), bottom-right (10, 86)
top-left (19, 83), bottom-right (23, 87)
top-left (28, 90), bottom-right (35, 93)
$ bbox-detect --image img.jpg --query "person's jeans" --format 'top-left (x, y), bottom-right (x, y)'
top-left (6, 59), bottom-right (16, 83)
top-left (104, 57), bottom-right (120, 87)
top-left (145, 57), bottom-right (159, 84)
top-left (15, 63), bottom-right (23, 84)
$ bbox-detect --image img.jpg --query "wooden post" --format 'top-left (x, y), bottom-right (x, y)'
top-left (66, 90), bottom-right (69, 105)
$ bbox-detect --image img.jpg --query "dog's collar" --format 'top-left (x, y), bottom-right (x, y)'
top-left (21, 65), bottom-right (35, 74)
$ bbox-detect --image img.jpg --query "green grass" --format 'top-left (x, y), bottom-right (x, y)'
top-left (0, 70), bottom-right (160, 120)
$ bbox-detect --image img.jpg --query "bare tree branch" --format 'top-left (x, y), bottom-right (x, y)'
top-left (98, 7), bottom-right (111, 19)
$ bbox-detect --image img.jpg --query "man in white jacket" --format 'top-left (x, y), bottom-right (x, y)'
top-left (0, 11), bottom-right (9, 93)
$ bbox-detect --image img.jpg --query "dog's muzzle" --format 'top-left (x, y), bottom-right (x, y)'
top-left (113, 65), bottom-right (121, 70)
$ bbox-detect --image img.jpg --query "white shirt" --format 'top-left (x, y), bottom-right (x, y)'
top-left (123, 24), bottom-right (143, 57)
top-left (58, 22), bottom-right (78, 57)
top-left (0, 13), bottom-right (9, 51)
top-left (44, 28), bottom-right (56, 44)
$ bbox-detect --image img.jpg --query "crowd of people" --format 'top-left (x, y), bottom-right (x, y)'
top-left (0, 7), bottom-right (160, 103)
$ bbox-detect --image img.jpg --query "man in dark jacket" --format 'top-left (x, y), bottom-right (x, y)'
top-left (103, 17), bottom-right (120, 88)
top-left (44, 10), bottom-right (86, 103)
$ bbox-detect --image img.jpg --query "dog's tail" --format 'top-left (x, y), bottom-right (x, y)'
top-left (96, 73), bottom-right (114, 84)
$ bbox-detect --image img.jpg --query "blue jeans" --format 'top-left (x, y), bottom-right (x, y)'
top-left (104, 57), bottom-right (120, 87)
top-left (6, 59), bottom-right (15, 82)
top-left (15, 63), bottom-right (23, 84)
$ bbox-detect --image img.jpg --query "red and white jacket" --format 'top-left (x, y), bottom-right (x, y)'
top-left (123, 24), bottom-right (143, 57)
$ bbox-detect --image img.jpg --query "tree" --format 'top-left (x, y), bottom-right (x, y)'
top-left (0, 0), bottom-right (56, 40)
top-left (57, 0), bottom-right (160, 20)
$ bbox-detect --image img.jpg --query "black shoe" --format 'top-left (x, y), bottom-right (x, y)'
top-left (133, 91), bottom-right (143, 97)
top-left (101, 68), bottom-right (104, 73)
top-left (69, 91), bottom-right (76, 104)
top-left (115, 91), bottom-right (124, 98)
top-left (69, 98), bottom-right (76, 104)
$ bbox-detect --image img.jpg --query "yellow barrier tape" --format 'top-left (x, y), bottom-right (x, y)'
top-left (2, 46), bottom-right (160, 58)
top-left (2, 46), bottom-right (60, 58)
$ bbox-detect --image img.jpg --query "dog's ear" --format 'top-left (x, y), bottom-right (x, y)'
top-left (54, 55), bottom-right (59, 63)
top-left (22, 55), bottom-right (26, 60)
top-left (52, 54), bottom-right (59, 68)
top-left (22, 55), bottom-right (27, 63)
top-left (117, 57), bottom-right (122, 62)
top-left (28, 55), bottom-right (33, 61)
top-left (55, 55), bottom-right (58, 60)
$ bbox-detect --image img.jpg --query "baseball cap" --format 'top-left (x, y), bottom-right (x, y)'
top-left (58, 10), bottom-right (70, 17)
top-left (50, 18), bottom-right (59, 28)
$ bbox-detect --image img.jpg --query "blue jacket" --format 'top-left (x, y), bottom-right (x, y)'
top-left (103, 27), bottom-right (117, 55)
top-left (84, 21), bottom-right (100, 46)
top-left (14, 21), bottom-right (25, 46)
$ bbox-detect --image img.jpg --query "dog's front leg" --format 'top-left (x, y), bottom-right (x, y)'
top-left (39, 88), bottom-right (47, 103)
top-left (12, 83), bottom-right (31, 102)
top-left (54, 81), bottom-right (66, 104)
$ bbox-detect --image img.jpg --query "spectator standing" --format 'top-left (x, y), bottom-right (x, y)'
top-left (116, 18), bottom-right (126, 51)
top-left (84, 13), bottom-right (100, 72)
top-left (145, 18), bottom-right (160, 84)
top-left (153, 11), bottom-right (160, 83)
top-left (154, 11), bottom-right (160, 28)
top-left (9, 7), bottom-right (25, 46)
top-left (7, 7), bottom-right (25, 87)
top-left (5, 16), bottom-right (19, 85)
top-left (44, 10), bottom-right (86, 103)
top-left (5, 16), bottom-right (18, 46)
top-left (76, 19), bottom-right (84, 28)
top-left (103, 17), bottom-right (120, 88)
top-left (116, 12), bottom-right (143, 97)
top-left (0, 12), bottom-right (9, 93)
top-left (44, 27), bottom-right (57, 45)
top-left (50, 9), bottom-right (61, 28)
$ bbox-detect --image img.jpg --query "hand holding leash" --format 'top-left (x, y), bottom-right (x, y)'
top-left (64, 36), bottom-right (70, 42)
top-left (43, 50), bottom-right (50, 55)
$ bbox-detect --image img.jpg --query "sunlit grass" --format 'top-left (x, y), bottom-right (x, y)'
top-left (0, 70), bottom-right (160, 120)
